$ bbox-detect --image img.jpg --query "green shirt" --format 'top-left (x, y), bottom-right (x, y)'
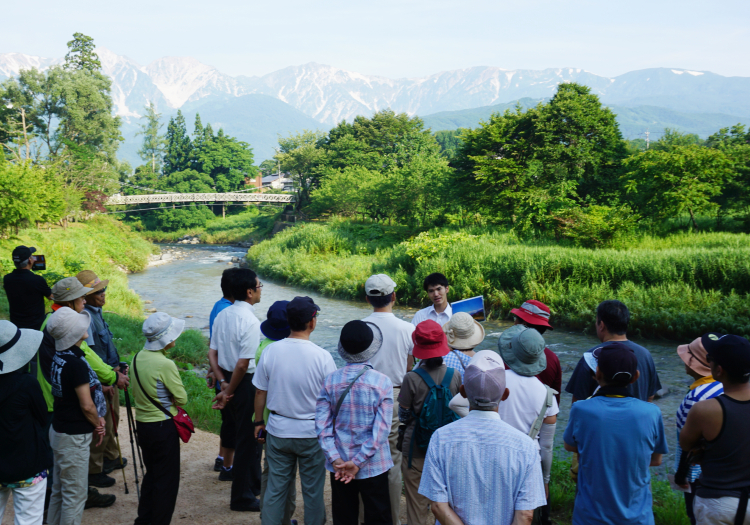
top-left (255, 338), bottom-right (274, 424)
top-left (130, 349), bottom-right (188, 423)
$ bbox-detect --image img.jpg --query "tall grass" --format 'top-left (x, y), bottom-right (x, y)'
top-left (248, 220), bottom-right (750, 340)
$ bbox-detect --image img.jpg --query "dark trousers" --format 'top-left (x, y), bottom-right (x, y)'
top-left (223, 369), bottom-right (262, 506)
top-left (134, 420), bottom-right (180, 525)
top-left (685, 482), bottom-right (697, 525)
top-left (220, 403), bottom-right (237, 450)
top-left (330, 470), bottom-right (392, 525)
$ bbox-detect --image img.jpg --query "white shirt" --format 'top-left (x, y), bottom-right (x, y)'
top-left (497, 370), bottom-right (559, 443)
top-left (411, 303), bottom-right (453, 327)
top-left (253, 338), bottom-right (337, 439)
top-left (362, 312), bottom-right (415, 387)
top-left (210, 301), bottom-right (260, 374)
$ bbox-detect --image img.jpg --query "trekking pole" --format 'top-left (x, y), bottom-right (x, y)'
top-left (123, 388), bottom-right (141, 501)
top-left (125, 387), bottom-right (145, 473)
top-left (108, 399), bottom-right (128, 495)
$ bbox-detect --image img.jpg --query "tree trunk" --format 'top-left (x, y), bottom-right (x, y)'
top-left (688, 208), bottom-right (699, 231)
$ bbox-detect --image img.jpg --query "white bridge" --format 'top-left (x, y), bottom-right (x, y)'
top-left (105, 192), bottom-right (295, 206)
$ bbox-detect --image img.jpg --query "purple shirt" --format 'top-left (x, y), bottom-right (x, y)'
top-left (316, 363), bottom-right (394, 480)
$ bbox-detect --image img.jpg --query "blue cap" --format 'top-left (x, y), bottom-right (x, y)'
top-left (260, 301), bottom-right (291, 341)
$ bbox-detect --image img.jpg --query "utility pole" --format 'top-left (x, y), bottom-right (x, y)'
top-left (645, 130), bottom-right (650, 150)
top-left (152, 153), bottom-right (155, 172)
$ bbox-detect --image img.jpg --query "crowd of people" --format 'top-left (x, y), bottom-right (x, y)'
top-left (1, 243), bottom-right (749, 525)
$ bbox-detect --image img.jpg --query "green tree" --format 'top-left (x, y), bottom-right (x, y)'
top-left (0, 160), bottom-right (66, 234)
top-left (651, 128), bottom-right (704, 152)
top-left (195, 129), bottom-right (256, 192)
top-left (64, 33), bottom-right (102, 72)
top-left (433, 129), bottom-right (464, 160)
top-left (275, 129), bottom-right (326, 210)
top-left (136, 102), bottom-right (166, 172)
top-left (623, 145), bottom-right (735, 229)
top-left (163, 111), bottom-right (192, 176)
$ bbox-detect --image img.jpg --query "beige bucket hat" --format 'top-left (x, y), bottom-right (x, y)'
top-left (443, 312), bottom-right (485, 350)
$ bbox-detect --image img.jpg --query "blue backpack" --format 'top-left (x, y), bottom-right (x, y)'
top-left (408, 367), bottom-right (458, 467)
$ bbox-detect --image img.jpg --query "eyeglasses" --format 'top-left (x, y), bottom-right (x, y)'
top-left (93, 287), bottom-right (107, 295)
top-left (253, 281), bottom-right (264, 289)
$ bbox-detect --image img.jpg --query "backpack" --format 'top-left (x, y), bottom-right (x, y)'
top-left (408, 366), bottom-right (458, 467)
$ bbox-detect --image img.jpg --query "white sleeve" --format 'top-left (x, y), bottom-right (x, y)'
top-left (539, 422), bottom-right (556, 484)
top-left (238, 320), bottom-right (260, 361)
top-left (449, 392), bottom-right (469, 418)
top-left (252, 351), bottom-right (269, 390)
top-left (545, 394), bottom-right (560, 417)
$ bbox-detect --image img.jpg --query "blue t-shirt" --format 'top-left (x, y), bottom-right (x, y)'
top-left (564, 396), bottom-right (668, 525)
top-left (565, 340), bottom-right (662, 402)
top-left (209, 297), bottom-right (233, 339)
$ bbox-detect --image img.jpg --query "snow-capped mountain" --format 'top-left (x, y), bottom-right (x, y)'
top-left (3, 48), bottom-right (749, 125)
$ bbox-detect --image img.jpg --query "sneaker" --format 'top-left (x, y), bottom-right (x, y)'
top-left (88, 472), bottom-right (116, 488)
top-left (218, 467), bottom-right (234, 481)
top-left (213, 457), bottom-right (223, 472)
top-left (104, 457), bottom-right (127, 472)
top-left (84, 487), bottom-right (116, 509)
top-left (230, 498), bottom-right (260, 512)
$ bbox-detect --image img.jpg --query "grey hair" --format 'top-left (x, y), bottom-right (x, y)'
top-left (14, 259), bottom-right (29, 270)
top-left (469, 400), bottom-right (499, 411)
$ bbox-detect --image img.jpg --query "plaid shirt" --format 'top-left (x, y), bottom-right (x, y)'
top-left (316, 362), bottom-right (394, 480)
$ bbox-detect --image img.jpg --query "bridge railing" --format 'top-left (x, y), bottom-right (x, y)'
top-left (105, 192), bottom-right (295, 205)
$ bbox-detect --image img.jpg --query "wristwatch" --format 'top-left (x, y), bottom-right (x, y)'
top-left (253, 420), bottom-right (265, 427)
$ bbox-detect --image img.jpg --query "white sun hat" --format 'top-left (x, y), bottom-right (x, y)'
top-left (143, 312), bottom-right (185, 351)
top-left (47, 307), bottom-right (92, 351)
top-left (0, 320), bottom-right (44, 374)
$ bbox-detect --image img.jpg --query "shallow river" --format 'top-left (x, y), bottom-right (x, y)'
top-left (129, 244), bottom-right (690, 469)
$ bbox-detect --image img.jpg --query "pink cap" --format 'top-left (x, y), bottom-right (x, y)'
top-left (464, 350), bottom-right (507, 409)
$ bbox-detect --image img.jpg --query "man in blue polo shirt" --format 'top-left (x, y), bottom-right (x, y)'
top-left (564, 342), bottom-right (668, 525)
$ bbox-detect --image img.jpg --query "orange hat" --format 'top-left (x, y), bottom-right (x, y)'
top-left (677, 337), bottom-right (711, 377)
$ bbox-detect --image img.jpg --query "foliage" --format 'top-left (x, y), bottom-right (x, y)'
top-left (274, 129), bottom-right (326, 210)
top-left (552, 204), bottom-right (639, 248)
top-left (163, 110), bottom-right (192, 176)
top-left (433, 129), bottom-right (463, 159)
top-left (63, 33), bottom-right (102, 72)
top-left (0, 161), bottom-right (66, 234)
top-left (136, 102), bottom-right (166, 173)
top-left (143, 204), bottom-right (216, 232)
top-left (402, 231), bottom-right (477, 262)
top-left (624, 145), bottom-right (734, 229)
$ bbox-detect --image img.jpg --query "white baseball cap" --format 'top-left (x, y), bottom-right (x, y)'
top-left (365, 274), bottom-right (397, 296)
top-left (464, 350), bottom-right (507, 409)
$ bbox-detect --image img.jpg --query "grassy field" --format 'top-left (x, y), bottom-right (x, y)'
top-left (247, 219), bottom-right (750, 340)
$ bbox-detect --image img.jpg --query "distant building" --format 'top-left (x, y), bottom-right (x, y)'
top-left (246, 173), bottom-right (295, 193)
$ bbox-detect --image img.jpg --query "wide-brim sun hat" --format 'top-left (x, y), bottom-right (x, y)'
top-left (47, 307), bottom-right (92, 351)
top-left (583, 352), bottom-right (598, 373)
top-left (498, 324), bottom-right (527, 359)
top-left (76, 270), bottom-right (109, 294)
top-left (52, 277), bottom-right (93, 303)
top-left (0, 320), bottom-right (44, 374)
top-left (261, 300), bottom-right (291, 341)
top-left (510, 300), bottom-right (553, 329)
top-left (337, 321), bottom-right (383, 363)
top-left (143, 312), bottom-right (185, 351)
top-left (443, 312), bottom-right (485, 350)
top-left (501, 326), bottom-right (547, 377)
top-left (412, 319), bottom-right (451, 359)
top-left (677, 337), bottom-right (712, 377)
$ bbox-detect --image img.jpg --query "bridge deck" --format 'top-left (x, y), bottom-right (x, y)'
top-left (105, 193), bottom-right (295, 205)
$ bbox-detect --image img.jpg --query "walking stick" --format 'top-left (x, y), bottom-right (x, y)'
top-left (108, 399), bottom-right (129, 494)
top-left (123, 388), bottom-right (141, 501)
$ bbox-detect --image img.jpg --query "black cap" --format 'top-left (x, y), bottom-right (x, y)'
top-left (286, 296), bottom-right (320, 326)
top-left (702, 333), bottom-right (750, 377)
top-left (340, 320), bottom-right (374, 355)
top-left (593, 342), bottom-right (637, 382)
top-left (11, 246), bottom-right (35, 263)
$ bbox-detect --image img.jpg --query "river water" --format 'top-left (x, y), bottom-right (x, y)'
top-left (129, 244), bottom-right (690, 469)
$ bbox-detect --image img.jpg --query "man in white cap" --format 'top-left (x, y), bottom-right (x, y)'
top-left (361, 273), bottom-right (415, 525)
top-left (419, 350), bottom-right (545, 525)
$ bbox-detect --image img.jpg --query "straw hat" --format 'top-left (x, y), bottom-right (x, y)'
top-left (47, 307), bottom-right (92, 351)
top-left (443, 312), bottom-right (485, 350)
top-left (76, 270), bottom-right (109, 294)
top-left (143, 312), bottom-right (185, 351)
top-left (0, 320), bottom-right (44, 374)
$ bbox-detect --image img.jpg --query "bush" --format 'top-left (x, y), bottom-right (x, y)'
top-left (553, 204), bottom-right (639, 248)
top-left (143, 204), bottom-right (216, 232)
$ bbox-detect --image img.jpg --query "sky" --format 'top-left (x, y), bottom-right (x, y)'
top-left (2, 0), bottom-right (749, 79)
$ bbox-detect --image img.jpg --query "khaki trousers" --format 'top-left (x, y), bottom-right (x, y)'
top-left (48, 429), bottom-right (92, 525)
top-left (89, 391), bottom-right (119, 474)
top-left (402, 455), bottom-right (430, 525)
top-left (359, 394), bottom-right (402, 525)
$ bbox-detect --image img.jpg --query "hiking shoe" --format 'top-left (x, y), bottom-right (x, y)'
top-left (88, 472), bottom-right (116, 488)
top-left (213, 457), bottom-right (223, 472)
top-left (218, 467), bottom-right (234, 481)
top-left (230, 498), bottom-right (260, 512)
top-left (104, 457), bottom-right (127, 472)
top-left (84, 487), bottom-right (116, 509)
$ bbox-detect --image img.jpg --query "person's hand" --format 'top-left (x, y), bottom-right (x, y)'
top-left (95, 417), bottom-right (106, 446)
top-left (334, 460), bottom-right (359, 484)
top-left (206, 370), bottom-right (216, 389)
top-left (116, 372), bottom-right (129, 390)
top-left (102, 385), bottom-right (115, 399)
top-left (212, 391), bottom-right (233, 410)
top-left (545, 483), bottom-right (549, 500)
top-left (254, 423), bottom-right (266, 443)
top-left (220, 380), bottom-right (230, 392)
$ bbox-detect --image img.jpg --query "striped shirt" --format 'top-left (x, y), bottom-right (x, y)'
top-left (674, 378), bottom-right (724, 482)
top-left (443, 350), bottom-right (472, 381)
top-left (419, 410), bottom-right (546, 525)
top-left (316, 363), bottom-right (394, 480)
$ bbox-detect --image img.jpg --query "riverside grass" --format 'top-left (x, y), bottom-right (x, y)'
top-left (247, 219), bottom-right (750, 340)
top-left (0, 216), bottom-right (222, 435)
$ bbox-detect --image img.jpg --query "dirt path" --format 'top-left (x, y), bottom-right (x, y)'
top-left (4, 410), bottom-right (415, 525)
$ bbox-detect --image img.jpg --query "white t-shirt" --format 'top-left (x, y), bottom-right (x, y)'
top-left (210, 301), bottom-right (260, 374)
top-left (362, 312), bottom-right (415, 387)
top-left (411, 303), bottom-right (453, 327)
top-left (252, 338), bottom-right (337, 439)
top-left (497, 369), bottom-right (559, 442)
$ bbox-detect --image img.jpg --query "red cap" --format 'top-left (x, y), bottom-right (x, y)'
top-left (412, 320), bottom-right (450, 359)
top-left (510, 300), bottom-right (553, 329)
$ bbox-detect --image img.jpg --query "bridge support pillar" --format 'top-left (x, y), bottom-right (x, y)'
top-left (222, 204), bottom-right (225, 219)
